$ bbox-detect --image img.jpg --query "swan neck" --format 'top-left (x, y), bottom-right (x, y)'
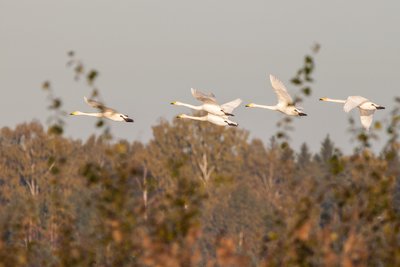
top-left (182, 115), bottom-right (207, 121)
top-left (74, 111), bottom-right (103, 117)
top-left (324, 98), bottom-right (346, 104)
top-left (176, 102), bottom-right (202, 110)
top-left (252, 104), bottom-right (277, 110)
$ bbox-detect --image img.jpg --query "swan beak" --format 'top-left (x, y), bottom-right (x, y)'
top-left (298, 112), bottom-right (308, 116)
top-left (245, 103), bottom-right (254, 108)
top-left (70, 111), bottom-right (77, 115)
top-left (319, 97), bottom-right (327, 101)
top-left (171, 102), bottom-right (176, 105)
top-left (376, 106), bottom-right (385, 110)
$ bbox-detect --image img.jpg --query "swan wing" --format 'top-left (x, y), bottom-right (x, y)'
top-left (84, 97), bottom-right (117, 113)
top-left (359, 108), bottom-right (375, 130)
top-left (269, 74), bottom-right (293, 105)
top-left (191, 88), bottom-right (217, 104)
top-left (343, 96), bottom-right (369, 113)
top-left (221, 98), bottom-right (242, 114)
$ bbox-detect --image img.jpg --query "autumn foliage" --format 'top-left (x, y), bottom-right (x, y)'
top-left (0, 117), bottom-right (399, 267)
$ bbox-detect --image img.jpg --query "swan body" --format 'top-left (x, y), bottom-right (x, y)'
top-left (176, 113), bottom-right (238, 127)
top-left (171, 88), bottom-right (242, 116)
top-left (319, 96), bottom-right (385, 130)
top-left (70, 97), bottom-right (134, 122)
top-left (245, 74), bottom-right (307, 116)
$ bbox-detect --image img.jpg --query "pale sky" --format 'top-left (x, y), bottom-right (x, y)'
top-left (1, 0), bottom-right (399, 153)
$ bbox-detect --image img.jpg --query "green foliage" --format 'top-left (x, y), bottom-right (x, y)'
top-left (41, 81), bottom-right (66, 136)
top-left (87, 70), bottom-right (99, 85)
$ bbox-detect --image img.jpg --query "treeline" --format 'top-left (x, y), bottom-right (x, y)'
top-left (0, 117), bottom-right (399, 267)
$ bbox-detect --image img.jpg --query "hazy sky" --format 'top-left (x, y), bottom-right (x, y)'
top-left (1, 0), bottom-right (399, 153)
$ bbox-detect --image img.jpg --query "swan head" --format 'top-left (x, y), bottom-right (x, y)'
top-left (245, 103), bottom-right (255, 108)
top-left (70, 111), bottom-right (81, 115)
top-left (319, 97), bottom-right (328, 101)
top-left (176, 114), bottom-right (185, 119)
top-left (171, 101), bottom-right (182, 105)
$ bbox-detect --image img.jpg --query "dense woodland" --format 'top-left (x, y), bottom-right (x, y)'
top-left (1, 51), bottom-right (400, 266)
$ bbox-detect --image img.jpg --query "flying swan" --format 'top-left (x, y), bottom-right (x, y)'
top-left (171, 88), bottom-right (242, 117)
top-left (70, 97), bottom-right (134, 122)
top-left (245, 74), bottom-right (307, 116)
top-left (176, 113), bottom-right (238, 127)
top-left (319, 96), bottom-right (385, 131)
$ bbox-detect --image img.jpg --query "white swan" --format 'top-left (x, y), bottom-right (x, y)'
top-left (245, 74), bottom-right (307, 116)
top-left (319, 96), bottom-right (385, 130)
top-left (171, 88), bottom-right (242, 117)
top-left (70, 97), bottom-right (134, 122)
top-left (176, 113), bottom-right (238, 127)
